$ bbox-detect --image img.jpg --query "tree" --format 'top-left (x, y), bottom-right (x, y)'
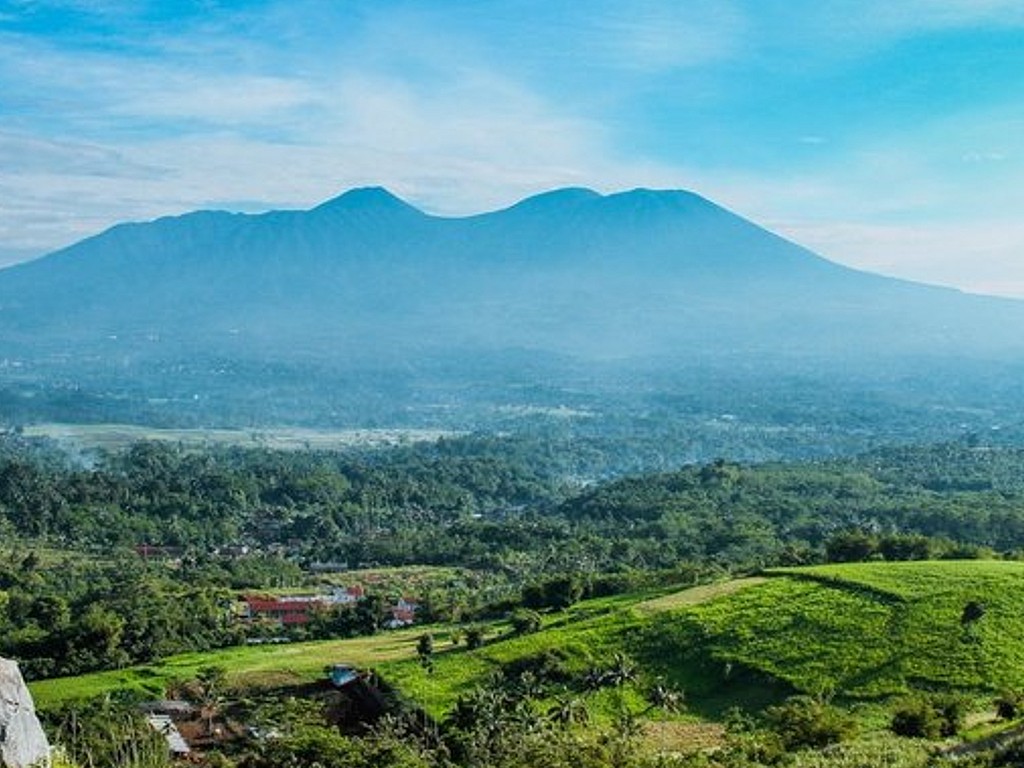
top-left (194, 665), bottom-right (229, 736)
top-left (825, 530), bottom-right (877, 563)
top-left (604, 653), bottom-right (637, 688)
top-left (464, 625), bottom-right (486, 650)
top-left (961, 600), bottom-right (986, 643)
top-left (522, 575), bottom-right (583, 610)
top-left (510, 609), bottom-right (542, 635)
top-left (416, 633), bottom-right (434, 674)
top-left (961, 600), bottom-right (986, 625)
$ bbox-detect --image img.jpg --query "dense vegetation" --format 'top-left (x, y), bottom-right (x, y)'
top-left (5, 436), bottom-right (1024, 678)
top-left (6, 436), bottom-right (1024, 567)
top-left (8, 434), bottom-right (1024, 766)
top-left (34, 563), bottom-right (1024, 768)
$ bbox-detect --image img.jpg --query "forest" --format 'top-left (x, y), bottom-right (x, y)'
top-left (9, 431), bottom-right (1024, 766)
top-left (2, 431), bottom-right (1023, 682)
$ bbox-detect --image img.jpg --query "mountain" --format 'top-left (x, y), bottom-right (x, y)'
top-left (3, 185), bottom-right (1021, 359)
top-left (1, 186), bottom-right (1023, 436)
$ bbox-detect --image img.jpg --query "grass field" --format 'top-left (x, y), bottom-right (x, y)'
top-left (29, 583), bottom-right (701, 712)
top-left (33, 561), bottom-right (1024, 724)
top-left (633, 576), bottom-right (767, 614)
top-left (31, 627), bottom-right (431, 709)
top-left (641, 560), bottom-right (1024, 700)
top-left (23, 423), bottom-right (460, 452)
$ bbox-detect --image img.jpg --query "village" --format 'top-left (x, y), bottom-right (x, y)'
top-left (134, 545), bottom-right (425, 636)
top-left (240, 585), bottom-right (420, 632)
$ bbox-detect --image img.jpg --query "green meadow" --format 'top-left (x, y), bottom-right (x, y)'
top-left (34, 561), bottom-right (1024, 729)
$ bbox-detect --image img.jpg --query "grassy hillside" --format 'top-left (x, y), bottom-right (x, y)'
top-left (641, 560), bottom-right (1024, 700)
top-left (30, 627), bottom-right (430, 708)
top-left (33, 561), bottom-right (1024, 721)
top-left (383, 561), bottom-right (1024, 718)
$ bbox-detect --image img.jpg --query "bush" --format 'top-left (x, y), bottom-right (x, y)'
top-left (509, 609), bottom-right (542, 635)
top-left (932, 693), bottom-right (970, 736)
top-left (501, 650), bottom-right (573, 686)
top-left (891, 693), bottom-right (969, 739)
top-left (891, 698), bottom-right (943, 739)
top-left (765, 696), bottom-right (857, 750)
top-left (996, 689), bottom-right (1024, 720)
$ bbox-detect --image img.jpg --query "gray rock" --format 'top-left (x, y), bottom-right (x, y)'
top-left (0, 658), bottom-right (50, 768)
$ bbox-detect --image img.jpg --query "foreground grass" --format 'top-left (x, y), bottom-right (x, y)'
top-left (31, 627), bottom-right (429, 709)
top-left (30, 583), bottom-right (698, 712)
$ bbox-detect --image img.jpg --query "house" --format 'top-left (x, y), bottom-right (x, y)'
top-left (145, 714), bottom-right (190, 756)
top-left (385, 597), bottom-right (420, 629)
top-left (326, 584), bottom-right (365, 605)
top-left (241, 594), bottom-right (323, 626)
top-left (241, 586), bottom-right (366, 627)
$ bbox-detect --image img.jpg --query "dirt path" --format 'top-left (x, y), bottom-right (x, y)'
top-left (633, 577), bottom-right (768, 614)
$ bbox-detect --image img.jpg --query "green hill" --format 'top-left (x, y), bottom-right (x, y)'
top-left (640, 560), bottom-right (1024, 701)
top-left (381, 561), bottom-right (1024, 718)
top-left (33, 561), bottom-right (1024, 724)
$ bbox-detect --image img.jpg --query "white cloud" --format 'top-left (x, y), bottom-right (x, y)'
top-left (0, 130), bottom-right (164, 177)
top-left (773, 218), bottom-right (1024, 298)
top-left (583, 0), bottom-right (746, 72)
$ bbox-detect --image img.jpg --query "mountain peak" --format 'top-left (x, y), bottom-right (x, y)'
top-left (604, 187), bottom-right (714, 212)
top-left (312, 186), bottom-right (424, 216)
top-left (486, 187), bottom-right (602, 220)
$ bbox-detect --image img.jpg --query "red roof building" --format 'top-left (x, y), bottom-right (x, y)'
top-left (242, 595), bottom-right (321, 626)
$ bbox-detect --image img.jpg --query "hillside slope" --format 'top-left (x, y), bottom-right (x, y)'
top-left (30, 561), bottom-right (1024, 721)
top-left (641, 561), bottom-right (1024, 700)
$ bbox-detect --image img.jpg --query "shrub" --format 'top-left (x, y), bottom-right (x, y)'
top-left (996, 689), bottom-right (1024, 720)
top-left (509, 609), bottom-right (542, 635)
top-left (765, 696), bottom-right (857, 750)
top-left (891, 698), bottom-right (943, 739)
top-left (891, 693), bottom-right (969, 739)
top-left (932, 693), bottom-right (970, 736)
top-left (501, 650), bottom-right (572, 686)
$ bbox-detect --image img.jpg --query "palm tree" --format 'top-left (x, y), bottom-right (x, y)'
top-left (605, 653), bottom-right (638, 687)
top-left (194, 665), bottom-right (228, 737)
top-left (644, 678), bottom-right (685, 714)
top-left (547, 695), bottom-right (590, 726)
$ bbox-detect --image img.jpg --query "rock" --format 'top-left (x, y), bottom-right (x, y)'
top-left (0, 658), bottom-right (50, 768)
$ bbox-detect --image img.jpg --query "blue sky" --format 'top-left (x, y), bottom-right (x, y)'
top-left (2, 0), bottom-right (1023, 296)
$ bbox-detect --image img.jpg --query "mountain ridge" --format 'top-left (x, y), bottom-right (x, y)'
top-left (0, 185), bottom-right (1017, 347)
top-left (1, 184), bottom-right (1023, 430)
